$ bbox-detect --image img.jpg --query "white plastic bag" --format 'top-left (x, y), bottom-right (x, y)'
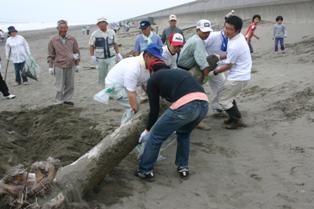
top-left (93, 87), bottom-right (113, 104)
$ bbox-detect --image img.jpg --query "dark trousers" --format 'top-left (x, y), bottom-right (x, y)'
top-left (247, 39), bottom-right (253, 53)
top-left (14, 62), bottom-right (28, 84)
top-left (0, 72), bottom-right (10, 96)
top-left (275, 37), bottom-right (285, 51)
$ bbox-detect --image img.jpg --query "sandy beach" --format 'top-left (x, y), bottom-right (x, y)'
top-left (1, 10), bottom-right (314, 209)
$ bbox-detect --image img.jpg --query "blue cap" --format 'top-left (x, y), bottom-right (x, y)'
top-left (8, 26), bottom-right (17, 34)
top-left (144, 43), bottom-right (165, 60)
top-left (139, 20), bottom-right (151, 29)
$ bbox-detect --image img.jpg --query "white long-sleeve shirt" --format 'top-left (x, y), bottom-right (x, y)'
top-left (5, 35), bottom-right (31, 63)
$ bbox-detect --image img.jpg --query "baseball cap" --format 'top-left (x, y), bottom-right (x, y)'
top-left (139, 20), bottom-right (151, 29)
top-left (144, 43), bottom-right (165, 60)
top-left (168, 33), bottom-right (184, 46)
top-left (169, 14), bottom-right (177, 21)
top-left (196, 19), bottom-right (213, 32)
top-left (97, 17), bottom-right (108, 25)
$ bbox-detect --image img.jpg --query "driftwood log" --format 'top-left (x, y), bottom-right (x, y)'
top-left (48, 106), bottom-right (149, 205)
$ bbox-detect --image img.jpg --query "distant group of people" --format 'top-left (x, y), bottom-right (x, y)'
top-left (0, 12), bottom-right (288, 181)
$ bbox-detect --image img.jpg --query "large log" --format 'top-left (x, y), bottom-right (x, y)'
top-left (54, 106), bottom-right (149, 197)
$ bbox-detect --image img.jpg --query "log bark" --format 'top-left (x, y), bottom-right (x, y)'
top-left (54, 106), bottom-right (149, 197)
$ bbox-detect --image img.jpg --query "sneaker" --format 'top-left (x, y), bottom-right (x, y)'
top-left (5, 94), bottom-right (16, 99)
top-left (23, 81), bottom-right (29, 85)
top-left (177, 167), bottom-right (189, 179)
top-left (54, 101), bottom-right (64, 105)
top-left (135, 170), bottom-right (154, 181)
top-left (64, 101), bottom-right (74, 106)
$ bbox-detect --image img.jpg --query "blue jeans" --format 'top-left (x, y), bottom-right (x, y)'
top-left (14, 62), bottom-right (27, 84)
top-left (138, 100), bottom-right (209, 173)
top-left (275, 37), bottom-right (285, 51)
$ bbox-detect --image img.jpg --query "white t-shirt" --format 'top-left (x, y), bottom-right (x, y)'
top-left (205, 31), bottom-right (227, 57)
top-left (224, 33), bottom-right (252, 81)
top-left (162, 45), bottom-right (177, 69)
top-left (105, 55), bottom-right (149, 92)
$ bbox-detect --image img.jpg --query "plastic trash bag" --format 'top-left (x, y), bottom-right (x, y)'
top-left (22, 55), bottom-right (40, 81)
top-left (93, 87), bottom-right (113, 104)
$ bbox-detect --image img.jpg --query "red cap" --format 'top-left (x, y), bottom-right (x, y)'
top-left (168, 33), bottom-right (184, 46)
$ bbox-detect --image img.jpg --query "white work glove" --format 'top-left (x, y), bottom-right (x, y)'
top-left (48, 68), bottom-right (54, 76)
top-left (91, 56), bottom-right (98, 65)
top-left (138, 130), bottom-right (149, 143)
top-left (73, 53), bottom-right (80, 60)
top-left (75, 65), bottom-right (80, 73)
top-left (115, 53), bottom-right (123, 63)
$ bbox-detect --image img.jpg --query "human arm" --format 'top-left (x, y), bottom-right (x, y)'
top-left (73, 38), bottom-right (80, 65)
top-left (47, 39), bottom-right (55, 68)
top-left (132, 36), bottom-right (141, 56)
top-left (146, 78), bottom-right (160, 130)
top-left (127, 91), bottom-right (138, 113)
top-left (161, 30), bottom-right (167, 44)
top-left (22, 36), bottom-right (31, 55)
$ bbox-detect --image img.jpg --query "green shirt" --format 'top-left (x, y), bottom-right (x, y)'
top-left (177, 34), bottom-right (209, 70)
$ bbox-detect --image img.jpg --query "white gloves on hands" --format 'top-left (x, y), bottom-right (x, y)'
top-left (91, 56), bottom-right (98, 65)
top-left (48, 68), bottom-right (54, 76)
top-left (73, 53), bottom-right (80, 60)
top-left (138, 130), bottom-right (149, 143)
top-left (115, 53), bottom-right (123, 63)
top-left (75, 65), bottom-right (80, 73)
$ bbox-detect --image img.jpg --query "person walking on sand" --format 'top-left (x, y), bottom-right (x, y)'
top-left (161, 14), bottom-right (184, 44)
top-left (244, 14), bottom-right (261, 53)
top-left (133, 20), bottom-right (163, 56)
top-left (211, 15), bottom-right (252, 129)
top-left (47, 20), bottom-right (80, 105)
top-left (0, 56), bottom-right (16, 99)
top-left (273, 16), bottom-right (287, 53)
top-left (5, 26), bottom-right (31, 85)
top-left (136, 68), bottom-right (209, 180)
top-left (89, 17), bottom-right (122, 88)
top-left (162, 33), bottom-right (184, 68)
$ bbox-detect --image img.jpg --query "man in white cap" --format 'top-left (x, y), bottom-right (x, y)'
top-left (89, 17), bottom-right (122, 87)
top-left (161, 14), bottom-right (184, 44)
top-left (162, 33), bottom-right (184, 68)
top-left (177, 19), bottom-right (213, 80)
top-left (177, 19), bottom-right (214, 130)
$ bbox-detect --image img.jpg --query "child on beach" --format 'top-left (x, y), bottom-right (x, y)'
top-left (244, 14), bottom-right (261, 53)
top-left (273, 16), bottom-right (287, 53)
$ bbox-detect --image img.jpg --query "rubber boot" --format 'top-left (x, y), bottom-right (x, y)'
top-left (224, 100), bottom-right (239, 125)
top-left (224, 103), bottom-right (245, 129)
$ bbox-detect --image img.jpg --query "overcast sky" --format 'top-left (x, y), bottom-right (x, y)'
top-left (0, 0), bottom-right (194, 24)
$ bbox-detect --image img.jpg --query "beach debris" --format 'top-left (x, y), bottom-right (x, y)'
top-left (0, 157), bottom-right (60, 209)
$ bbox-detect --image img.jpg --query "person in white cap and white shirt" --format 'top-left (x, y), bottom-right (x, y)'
top-left (204, 29), bottom-right (228, 114)
top-left (89, 17), bottom-right (122, 87)
top-left (161, 14), bottom-right (184, 44)
top-left (162, 33), bottom-right (184, 68)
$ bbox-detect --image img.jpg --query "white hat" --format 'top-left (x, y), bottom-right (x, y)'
top-left (196, 19), bottom-right (213, 32)
top-left (97, 17), bottom-right (108, 25)
top-left (169, 14), bottom-right (177, 21)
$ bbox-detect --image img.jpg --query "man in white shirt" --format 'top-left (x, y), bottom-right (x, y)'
top-left (205, 30), bottom-right (228, 113)
top-left (5, 26), bottom-right (31, 85)
top-left (162, 33), bottom-right (184, 68)
top-left (105, 43), bottom-right (164, 125)
top-left (89, 17), bottom-right (122, 87)
top-left (210, 15), bottom-right (252, 129)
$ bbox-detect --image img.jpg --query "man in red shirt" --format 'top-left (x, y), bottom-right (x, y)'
top-left (244, 14), bottom-right (261, 53)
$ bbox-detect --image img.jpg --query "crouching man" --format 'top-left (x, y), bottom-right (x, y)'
top-left (136, 67), bottom-right (209, 180)
top-left (104, 43), bottom-right (164, 125)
